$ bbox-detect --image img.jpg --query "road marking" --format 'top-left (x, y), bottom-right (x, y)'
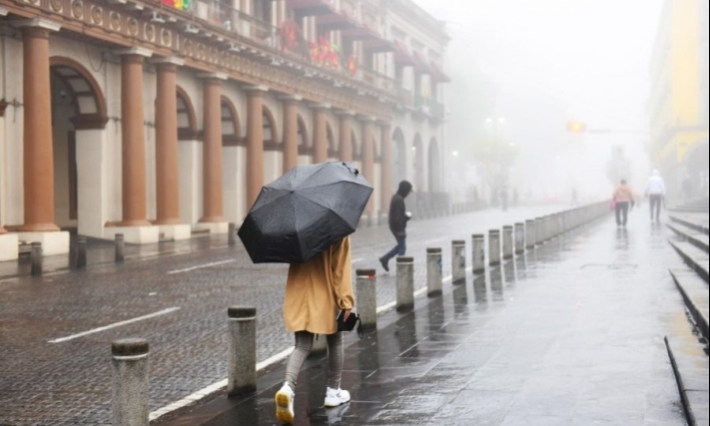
top-left (351, 257), bottom-right (364, 264)
top-left (149, 264), bottom-right (477, 420)
top-left (48, 307), bottom-right (181, 344)
top-left (167, 259), bottom-right (235, 275)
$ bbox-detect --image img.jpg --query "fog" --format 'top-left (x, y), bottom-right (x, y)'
top-left (415, 0), bottom-right (664, 203)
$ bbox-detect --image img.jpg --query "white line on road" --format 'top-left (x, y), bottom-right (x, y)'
top-left (351, 258), bottom-right (364, 264)
top-left (48, 307), bottom-right (181, 344)
top-left (167, 259), bottom-right (236, 275)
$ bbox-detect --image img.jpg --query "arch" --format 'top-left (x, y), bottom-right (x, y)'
top-left (428, 138), bottom-right (441, 192)
top-left (682, 138), bottom-right (709, 195)
top-left (263, 105), bottom-right (280, 151)
top-left (413, 133), bottom-right (424, 192)
top-left (221, 95), bottom-right (241, 145)
top-left (49, 57), bottom-right (107, 129)
top-left (326, 122), bottom-right (338, 159)
top-left (392, 127), bottom-right (407, 187)
top-left (176, 86), bottom-right (197, 140)
top-left (352, 129), bottom-right (362, 161)
top-left (297, 115), bottom-right (311, 155)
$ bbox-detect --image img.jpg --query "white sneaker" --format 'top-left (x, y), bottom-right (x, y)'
top-left (324, 387), bottom-right (351, 408)
top-left (275, 383), bottom-right (295, 424)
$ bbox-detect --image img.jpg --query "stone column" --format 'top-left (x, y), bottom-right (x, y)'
top-left (116, 48), bottom-right (153, 227)
top-left (379, 123), bottom-right (392, 215)
top-left (246, 86), bottom-right (268, 209)
top-left (361, 118), bottom-right (376, 218)
top-left (312, 104), bottom-right (329, 164)
top-left (280, 95), bottom-right (301, 173)
top-left (199, 73), bottom-right (227, 223)
top-left (18, 20), bottom-right (62, 232)
top-left (153, 58), bottom-right (184, 225)
top-left (338, 111), bottom-right (354, 162)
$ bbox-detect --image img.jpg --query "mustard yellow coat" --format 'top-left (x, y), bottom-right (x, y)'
top-left (283, 237), bottom-right (355, 335)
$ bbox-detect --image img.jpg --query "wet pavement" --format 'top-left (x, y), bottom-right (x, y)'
top-left (0, 205), bottom-right (572, 426)
top-left (160, 214), bottom-right (696, 426)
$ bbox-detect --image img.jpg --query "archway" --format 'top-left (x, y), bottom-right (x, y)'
top-left (297, 115), bottom-right (311, 165)
top-left (327, 122), bottom-right (338, 161)
top-left (428, 138), bottom-right (441, 192)
top-left (176, 87), bottom-right (197, 140)
top-left (413, 134), bottom-right (424, 192)
top-left (49, 57), bottom-right (107, 237)
top-left (683, 138), bottom-right (710, 197)
top-left (262, 105), bottom-right (281, 184)
top-left (392, 128), bottom-right (407, 189)
top-left (220, 96), bottom-right (240, 145)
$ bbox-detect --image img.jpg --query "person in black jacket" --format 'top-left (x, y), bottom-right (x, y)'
top-left (379, 181), bottom-right (413, 272)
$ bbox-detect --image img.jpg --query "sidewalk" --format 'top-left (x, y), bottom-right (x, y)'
top-left (160, 214), bottom-right (690, 426)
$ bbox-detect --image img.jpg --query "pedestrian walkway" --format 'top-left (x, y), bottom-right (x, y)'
top-left (161, 214), bottom-right (692, 426)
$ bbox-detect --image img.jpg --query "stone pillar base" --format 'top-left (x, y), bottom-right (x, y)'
top-left (105, 226), bottom-right (160, 245)
top-left (0, 233), bottom-right (20, 261)
top-left (193, 221), bottom-right (229, 235)
top-left (159, 224), bottom-right (192, 241)
top-left (17, 231), bottom-right (70, 256)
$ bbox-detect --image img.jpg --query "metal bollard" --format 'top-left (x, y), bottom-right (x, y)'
top-left (396, 256), bottom-right (415, 313)
top-left (489, 230), bottom-right (501, 266)
top-left (228, 223), bottom-right (237, 247)
top-left (535, 217), bottom-right (545, 245)
top-left (452, 240), bottom-right (466, 285)
top-left (355, 269), bottom-right (377, 331)
top-left (472, 234), bottom-right (485, 274)
top-left (526, 219), bottom-right (536, 249)
top-left (228, 306), bottom-right (257, 397)
top-left (112, 338), bottom-right (149, 426)
top-left (427, 248), bottom-right (443, 297)
top-left (115, 234), bottom-right (125, 263)
top-left (76, 236), bottom-right (87, 269)
top-left (503, 226), bottom-right (514, 260)
top-left (31, 242), bottom-right (42, 276)
top-left (515, 223), bottom-right (526, 255)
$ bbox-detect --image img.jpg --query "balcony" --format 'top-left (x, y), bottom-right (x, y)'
top-left (431, 102), bottom-right (445, 121)
top-left (284, 0), bottom-right (336, 16)
top-left (397, 86), bottom-right (413, 108)
top-left (357, 68), bottom-right (396, 93)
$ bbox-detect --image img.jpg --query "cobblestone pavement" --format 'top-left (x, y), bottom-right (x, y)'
top-left (0, 206), bottom-right (565, 425)
top-left (163, 213), bottom-right (693, 426)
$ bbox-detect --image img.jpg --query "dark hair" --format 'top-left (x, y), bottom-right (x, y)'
top-left (620, 179), bottom-right (627, 185)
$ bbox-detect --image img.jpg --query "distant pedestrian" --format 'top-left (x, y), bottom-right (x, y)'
top-left (645, 169), bottom-right (666, 222)
top-left (613, 179), bottom-right (635, 227)
top-left (379, 181), bottom-right (413, 272)
top-left (275, 237), bottom-right (354, 424)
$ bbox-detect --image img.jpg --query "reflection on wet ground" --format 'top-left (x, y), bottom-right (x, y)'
top-left (163, 216), bottom-right (690, 426)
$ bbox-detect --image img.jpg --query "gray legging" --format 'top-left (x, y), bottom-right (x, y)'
top-left (285, 331), bottom-right (344, 390)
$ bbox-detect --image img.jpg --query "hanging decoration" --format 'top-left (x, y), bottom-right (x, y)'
top-left (162, 0), bottom-right (189, 11)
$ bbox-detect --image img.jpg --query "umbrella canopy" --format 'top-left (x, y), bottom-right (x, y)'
top-left (238, 162), bottom-right (373, 264)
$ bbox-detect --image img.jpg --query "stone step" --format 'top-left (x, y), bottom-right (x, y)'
top-left (670, 214), bottom-right (710, 236)
top-left (668, 222), bottom-right (710, 254)
top-left (669, 239), bottom-right (710, 284)
top-left (665, 336), bottom-right (709, 426)
top-left (670, 268), bottom-right (709, 341)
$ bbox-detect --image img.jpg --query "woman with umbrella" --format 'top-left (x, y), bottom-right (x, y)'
top-left (238, 162), bottom-right (372, 423)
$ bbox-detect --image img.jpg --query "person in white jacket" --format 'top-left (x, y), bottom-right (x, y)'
top-left (645, 170), bottom-right (666, 222)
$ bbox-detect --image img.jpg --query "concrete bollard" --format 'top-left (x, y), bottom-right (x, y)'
top-left (228, 306), bottom-right (257, 397)
top-left (472, 234), bottom-right (485, 274)
top-left (31, 242), bottom-right (42, 276)
top-left (115, 234), bottom-right (125, 263)
top-left (228, 223), bottom-right (237, 247)
top-left (503, 226), bottom-right (514, 260)
top-left (355, 269), bottom-right (377, 331)
top-left (396, 256), bottom-right (415, 313)
top-left (427, 248), bottom-right (443, 297)
top-left (526, 219), bottom-right (536, 249)
top-left (515, 223), bottom-right (526, 255)
top-left (76, 236), bottom-right (87, 269)
top-left (452, 240), bottom-right (466, 285)
top-left (489, 230), bottom-right (501, 266)
top-left (111, 338), bottom-right (149, 426)
top-left (535, 217), bottom-right (545, 245)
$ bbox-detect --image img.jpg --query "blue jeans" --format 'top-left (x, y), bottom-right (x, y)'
top-left (382, 235), bottom-right (407, 264)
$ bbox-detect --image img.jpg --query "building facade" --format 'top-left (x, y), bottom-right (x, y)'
top-left (648, 0), bottom-right (709, 198)
top-left (0, 0), bottom-right (449, 259)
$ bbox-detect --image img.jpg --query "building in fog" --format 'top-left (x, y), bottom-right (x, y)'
top-left (0, 0), bottom-right (450, 260)
top-left (648, 0), bottom-right (709, 198)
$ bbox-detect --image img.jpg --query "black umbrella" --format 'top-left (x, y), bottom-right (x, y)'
top-left (238, 162), bottom-right (373, 264)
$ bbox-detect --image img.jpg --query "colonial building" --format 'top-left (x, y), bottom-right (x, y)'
top-left (0, 0), bottom-right (450, 260)
top-left (648, 0), bottom-right (709, 198)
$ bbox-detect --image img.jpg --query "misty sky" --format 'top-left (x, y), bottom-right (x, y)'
top-left (414, 0), bottom-right (665, 198)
